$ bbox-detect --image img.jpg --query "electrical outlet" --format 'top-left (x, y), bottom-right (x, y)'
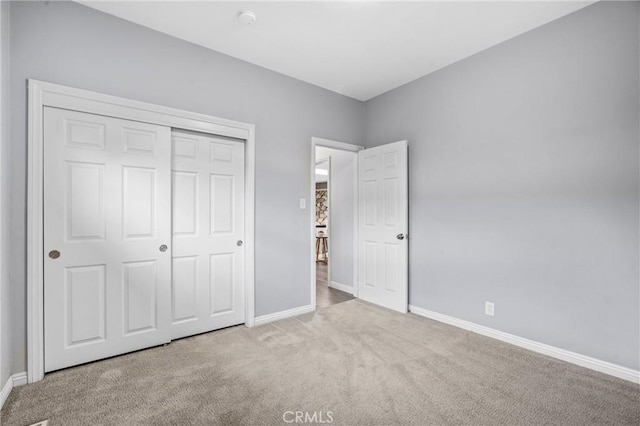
top-left (485, 301), bottom-right (495, 316)
top-left (299, 198), bottom-right (306, 209)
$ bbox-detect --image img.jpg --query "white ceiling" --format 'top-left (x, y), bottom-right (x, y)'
top-left (80, 1), bottom-right (594, 101)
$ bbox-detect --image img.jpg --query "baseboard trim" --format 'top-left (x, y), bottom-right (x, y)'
top-left (1, 372), bottom-right (28, 409)
top-left (12, 372), bottom-right (27, 387)
top-left (329, 281), bottom-right (354, 294)
top-left (0, 376), bottom-right (11, 409)
top-left (408, 305), bottom-right (640, 384)
top-left (254, 304), bottom-right (315, 326)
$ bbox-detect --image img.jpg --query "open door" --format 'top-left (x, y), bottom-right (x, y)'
top-left (357, 140), bottom-right (408, 313)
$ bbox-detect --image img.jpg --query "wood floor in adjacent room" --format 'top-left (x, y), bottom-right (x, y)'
top-left (2, 300), bottom-right (638, 425)
top-left (316, 262), bottom-right (354, 308)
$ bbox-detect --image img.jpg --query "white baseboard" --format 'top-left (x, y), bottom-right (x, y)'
top-left (0, 376), bottom-right (11, 409)
top-left (1, 371), bottom-right (28, 409)
top-left (254, 304), bottom-right (315, 326)
top-left (409, 305), bottom-right (640, 384)
top-left (329, 281), bottom-right (354, 295)
top-left (12, 372), bottom-right (27, 387)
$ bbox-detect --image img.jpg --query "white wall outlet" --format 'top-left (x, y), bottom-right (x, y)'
top-left (299, 198), bottom-right (306, 209)
top-left (485, 301), bottom-right (495, 316)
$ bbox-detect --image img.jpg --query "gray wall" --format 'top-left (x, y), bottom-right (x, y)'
top-left (1, 0), bottom-right (11, 389)
top-left (316, 147), bottom-right (357, 288)
top-left (7, 1), bottom-right (364, 375)
top-left (365, 1), bottom-right (640, 370)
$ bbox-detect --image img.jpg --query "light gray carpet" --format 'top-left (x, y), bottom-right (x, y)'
top-left (2, 300), bottom-right (639, 425)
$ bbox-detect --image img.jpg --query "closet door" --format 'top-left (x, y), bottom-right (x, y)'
top-left (44, 107), bottom-right (172, 372)
top-left (171, 130), bottom-right (245, 339)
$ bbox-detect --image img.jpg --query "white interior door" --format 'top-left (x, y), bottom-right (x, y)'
top-left (44, 107), bottom-right (172, 372)
top-left (358, 140), bottom-right (408, 313)
top-left (171, 130), bottom-right (245, 339)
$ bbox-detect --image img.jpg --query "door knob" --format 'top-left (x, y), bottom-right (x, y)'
top-left (49, 250), bottom-right (61, 259)
top-left (237, 240), bottom-right (243, 247)
top-left (396, 234), bottom-right (406, 240)
top-left (159, 244), bottom-right (168, 252)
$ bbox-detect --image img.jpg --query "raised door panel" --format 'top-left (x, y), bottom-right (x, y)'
top-left (172, 256), bottom-right (198, 323)
top-left (65, 162), bottom-right (106, 241)
top-left (65, 119), bottom-right (106, 150)
top-left (123, 128), bottom-right (157, 156)
top-left (172, 171), bottom-right (198, 236)
top-left (210, 141), bottom-right (234, 165)
top-left (123, 261), bottom-right (158, 335)
top-left (363, 181), bottom-right (378, 228)
top-left (173, 135), bottom-right (199, 160)
top-left (383, 244), bottom-right (399, 293)
top-left (65, 265), bottom-right (106, 347)
top-left (123, 167), bottom-right (156, 239)
top-left (383, 178), bottom-right (399, 228)
top-left (210, 253), bottom-right (234, 315)
top-left (210, 174), bottom-right (234, 235)
top-left (364, 242), bottom-right (377, 288)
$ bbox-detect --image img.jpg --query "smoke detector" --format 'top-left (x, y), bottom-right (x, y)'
top-left (238, 10), bottom-right (257, 25)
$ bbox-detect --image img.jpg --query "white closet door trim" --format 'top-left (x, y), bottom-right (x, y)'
top-left (27, 79), bottom-right (256, 383)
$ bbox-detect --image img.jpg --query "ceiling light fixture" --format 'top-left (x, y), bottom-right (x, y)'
top-left (237, 10), bottom-right (257, 25)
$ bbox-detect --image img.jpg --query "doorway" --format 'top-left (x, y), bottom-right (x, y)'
top-left (311, 138), bottom-right (362, 308)
top-left (310, 137), bottom-right (410, 314)
top-left (314, 157), bottom-right (350, 307)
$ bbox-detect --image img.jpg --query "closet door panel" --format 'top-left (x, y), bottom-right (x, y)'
top-left (171, 130), bottom-right (245, 339)
top-left (44, 107), bottom-right (172, 372)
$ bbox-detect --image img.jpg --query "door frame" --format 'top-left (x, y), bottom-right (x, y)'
top-left (27, 79), bottom-right (256, 383)
top-left (310, 137), bottom-right (363, 308)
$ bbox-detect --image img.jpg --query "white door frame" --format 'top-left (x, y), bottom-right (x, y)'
top-left (310, 137), bottom-right (363, 308)
top-left (27, 80), bottom-right (256, 383)
top-left (0, 1), bottom-right (5, 397)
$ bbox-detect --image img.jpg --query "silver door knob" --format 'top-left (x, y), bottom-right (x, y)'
top-left (237, 240), bottom-right (243, 247)
top-left (159, 244), bottom-right (168, 252)
top-left (49, 250), bottom-right (61, 259)
top-left (396, 234), bottom-right (406, 240)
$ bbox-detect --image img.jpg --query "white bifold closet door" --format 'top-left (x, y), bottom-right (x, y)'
top-left (170, 130), bottom-right (245, 339)
top-left (44, 107), bottom-right (172, 372)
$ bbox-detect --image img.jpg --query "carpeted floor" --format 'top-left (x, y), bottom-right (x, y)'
top-left (2, 300), bottom-right (639, 425)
